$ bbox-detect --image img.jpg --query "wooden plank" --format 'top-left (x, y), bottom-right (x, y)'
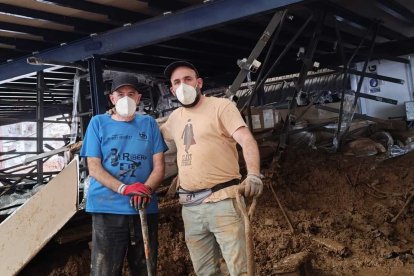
top-left (0, 158), bottom-right (79, 275)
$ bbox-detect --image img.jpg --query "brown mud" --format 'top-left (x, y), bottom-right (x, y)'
top-left (20, 148), bottom-right (414, 275)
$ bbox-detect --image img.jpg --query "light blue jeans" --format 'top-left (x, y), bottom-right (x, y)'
top-left (182, 198), bottom-right (247, 276)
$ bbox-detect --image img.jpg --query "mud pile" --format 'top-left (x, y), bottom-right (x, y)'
top-left (20, 148), bottom-right (414, 275)
top-left (157, 148), bottom-right (414, 275)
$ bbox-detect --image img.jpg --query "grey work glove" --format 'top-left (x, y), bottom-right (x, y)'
top-left (244, 174), bottom-right (263, 197)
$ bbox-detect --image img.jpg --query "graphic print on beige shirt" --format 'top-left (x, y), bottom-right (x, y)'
top-left (162, 96), bottom-right (247, 202)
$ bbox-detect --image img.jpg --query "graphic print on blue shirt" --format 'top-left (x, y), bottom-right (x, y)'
top-left (118, 154), bottom-right (147, 178)
top-left (107, 134), bottom-right (148, 179)
top-left (80, 114), bottom-right (168, 215)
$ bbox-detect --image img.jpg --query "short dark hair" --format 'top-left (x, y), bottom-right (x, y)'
top-left (110, 73), bottom-right (140, 93)
top-left (164, 61), bottom-right (199, 79)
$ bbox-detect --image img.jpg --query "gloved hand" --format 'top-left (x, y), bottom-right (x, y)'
top-left (244, 174), bottom-right (263, 197)
top-left (118, 182), bottom-right (153, 210)
top-left (120, 182), bottom-right (152, 196)
top-left (130, 194), bottom-right (151, 210)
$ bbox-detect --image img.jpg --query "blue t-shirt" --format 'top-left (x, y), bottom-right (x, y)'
top-left (80, 113), bottom-right (168, 215)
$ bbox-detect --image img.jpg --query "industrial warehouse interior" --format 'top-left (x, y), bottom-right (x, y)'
top-left (0, 0), bottom-right (414, 275)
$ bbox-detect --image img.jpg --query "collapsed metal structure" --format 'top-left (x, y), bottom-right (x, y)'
top-left (0, 0), bottom-right (413, 205)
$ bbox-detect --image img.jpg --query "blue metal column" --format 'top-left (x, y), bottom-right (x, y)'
top-left (87, 56), bottom-right (107, 115)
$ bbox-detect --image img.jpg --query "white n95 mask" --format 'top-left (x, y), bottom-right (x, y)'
top-left (115, 96), bottom-right (136, 118)
top-left (175, 83), bottom-right (200, 107)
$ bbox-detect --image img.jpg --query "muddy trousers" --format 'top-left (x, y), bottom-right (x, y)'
top-left (90, 213), bottom-right (158, 276)
top-left (182, 198), bottom-right (247, 276)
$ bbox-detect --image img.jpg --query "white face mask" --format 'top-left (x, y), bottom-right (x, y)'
top-left (115, 96), bottom-right (137, 118)
top-left (175, 83), bottom-right (198, 106)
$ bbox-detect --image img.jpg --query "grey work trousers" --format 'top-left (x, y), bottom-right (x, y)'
top-left (90, 213), bottom-right (158, 276)
top-left (182, 198), bottom-right (247, 276)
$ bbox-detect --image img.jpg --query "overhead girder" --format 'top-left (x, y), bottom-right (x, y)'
top-left (0, 0), bottom-right (305, 83)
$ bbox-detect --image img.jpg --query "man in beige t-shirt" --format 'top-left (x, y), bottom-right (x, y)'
top-left (161, 61), bottom-right (263, 276)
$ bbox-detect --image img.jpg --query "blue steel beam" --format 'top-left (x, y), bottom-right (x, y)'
top-left (0, 0), bottom-right (304, 83)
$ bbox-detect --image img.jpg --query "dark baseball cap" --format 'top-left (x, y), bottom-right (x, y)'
top-left (111, 73), bottom-right (140, 93)
top-left (164, 61), bottom-right (199, 79)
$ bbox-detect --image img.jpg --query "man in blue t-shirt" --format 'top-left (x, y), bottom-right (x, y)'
top-left (80, 73), bottom-right (168, 275)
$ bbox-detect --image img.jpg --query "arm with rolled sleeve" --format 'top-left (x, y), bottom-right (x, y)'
top-left (218, 100), bottom-right (262, 197)
top-left (232, 126), bottom-right (263, 197)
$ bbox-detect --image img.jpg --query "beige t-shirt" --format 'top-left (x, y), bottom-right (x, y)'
top-left (162, 96), bottom-right (247, 201)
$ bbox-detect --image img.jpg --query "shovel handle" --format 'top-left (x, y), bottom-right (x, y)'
top-left (139, 209), bottom-right (153, 276)
top-left (235, 183), bottom-right (258, 276)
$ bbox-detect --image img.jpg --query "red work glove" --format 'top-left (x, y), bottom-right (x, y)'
top-left (130, 193), bottom-right (151, 210)
top-left (118, 182), bottom-right (153, 210)
top-left (119, 182), bottom-right (151, 196)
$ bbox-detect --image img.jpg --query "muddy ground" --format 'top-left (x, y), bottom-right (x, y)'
top-left (19, 147), bottom-right (414, 275)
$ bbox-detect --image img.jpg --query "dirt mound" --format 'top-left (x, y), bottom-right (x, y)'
top-left (20, 148), bottom-right (414, 275)
top-left (157, 148), bottom-right (414, 275)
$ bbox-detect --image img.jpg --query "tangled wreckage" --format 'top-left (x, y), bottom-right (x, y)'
top-left (1, 0), bottom-right (414, 275)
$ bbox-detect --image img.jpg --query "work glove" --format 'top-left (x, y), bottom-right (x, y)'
top-left (130, 193), bottom-right (151, 210)
top-left (118, 182), bottom-right (153, 210)
top-left (244, 174), bottom-right (263, 197)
